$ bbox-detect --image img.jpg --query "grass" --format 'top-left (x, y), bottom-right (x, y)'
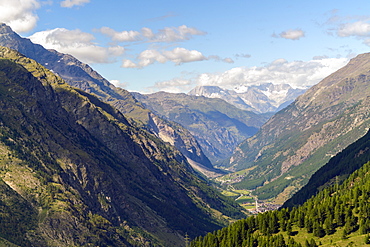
top-left (235, 196), bottom-right (254, 204)
top-left (279, 225), bottom-right (370, 246)
top-left (221, 190), bottom-right (238, 197)
top-left (215, 166), bottom-right (257, 183)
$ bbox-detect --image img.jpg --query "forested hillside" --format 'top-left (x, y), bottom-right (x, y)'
top-left (191, 161), bottom-right (370, 246)
top-left (191, 134), bottom-right (370, 247)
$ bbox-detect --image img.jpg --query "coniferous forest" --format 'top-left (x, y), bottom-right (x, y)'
top-left (190, 161), bottom-right (370, 246)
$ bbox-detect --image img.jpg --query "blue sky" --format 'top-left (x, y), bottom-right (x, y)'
top-left (1, 0), bottom-right (370, 93)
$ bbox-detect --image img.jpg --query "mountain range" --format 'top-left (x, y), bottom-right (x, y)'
top-left (188, 83), bottom-right (306, 114)
top-left (2, 21), bottom-right (370, 247)
top-left (224, 52), bottom-right (370, 202)
top-left (191, 127), bottom-right (370, 246)
top-left (0, 23), bottom-right (219, 177)
top-left (0, 29), bottom-right (245, 246)
top-left (132, 91), bottom-right (269, 164)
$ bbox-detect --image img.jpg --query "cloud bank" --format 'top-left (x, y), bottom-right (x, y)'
top-left (122, 48), bottom-right (234, 68)
top-left (29, 28), bottom-right (124, 64)
top-left (147, 57), bottom-right (349, 93)
top-left (0, 0), bottom-right (40, 33)
top-left (326, 14), bottom-right (370, 47)
top-left (97, 25), bottom-right (206, 43)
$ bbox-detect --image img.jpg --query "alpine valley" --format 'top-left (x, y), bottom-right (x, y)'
top-left (220, 52), bottom-right (370, 204)
top-left (132, 91), bottom-right (269, 164)
top-left (0, 29), bottom-right (245, 246)
top-left (0, 23), bottom-right (218, 178)
top-left (2, 23), bottom-right (370, 247)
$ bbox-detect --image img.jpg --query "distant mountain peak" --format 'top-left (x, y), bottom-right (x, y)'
top-left (188, 83), bottom-right (306, 113)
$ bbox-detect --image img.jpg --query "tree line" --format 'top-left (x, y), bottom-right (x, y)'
top-left (190, 161), bottom-right (370, 246)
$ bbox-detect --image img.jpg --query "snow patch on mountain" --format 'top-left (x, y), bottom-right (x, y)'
top-left (189, 83), bottom-right (307, 113)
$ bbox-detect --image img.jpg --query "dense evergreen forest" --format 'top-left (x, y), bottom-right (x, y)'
top-left (191, 161), bottom-right (370, 246)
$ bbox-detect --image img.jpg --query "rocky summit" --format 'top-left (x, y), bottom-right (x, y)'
top-left (188, 83), bottom-right (306, 114)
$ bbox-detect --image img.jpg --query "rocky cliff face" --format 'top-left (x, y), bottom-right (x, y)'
top-left (0, 23), bottom-right (215, 177)
top-left (226, 53), bottom-right (370, 202)
top-left (0, 46), bottom-right (244, 246)
top-left (133, 91), bottom-right (268, 164)
top-left (188, 83), bottom-right (306, 113)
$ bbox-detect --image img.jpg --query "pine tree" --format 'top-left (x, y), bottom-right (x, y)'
top-left (324, 214), bottom-right (335, 235)
top-left (313, 221), bottom-right (325, 238)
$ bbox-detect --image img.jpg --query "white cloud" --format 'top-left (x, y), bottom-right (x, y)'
top-left (60, 0), bottom-right (90, 8)
top-left (147, 77), bottom-right (194, 93)
top-left (122, 59), bottom-right (138, 68)
top-left (278, 29), bottom-right (305, 40)
top-left (29, 28), bottom-right (125, 64)
top-left (337, 21), bottom-right (370, 37)
top-left (141, 27), bottom-right (155, 39)
top-left (144, 57), bottom-right (349, 93)
top-left (97, 27), bottom-right (141, 42)
top-left (223, 58), bottom-right (234, 63)
top-left (163, 47), bottom-right (206, 65)
top-left (0, 0), bottom-right (40, 33)
top-left (138, 49), bottom-right (167, 67)
top-left (195, 57), bottom-right (349, 89)
top-left (98, 25), bottom-right (206, 43)
top-left (325, 15), bottom-right (370, 47)
top-left (121, 47), bottom-right (207, 68)
top-left (110, 79), bottom-right (128, 88)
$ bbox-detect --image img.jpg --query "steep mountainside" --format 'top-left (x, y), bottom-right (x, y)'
top-left (188, 83), bottom-right (306, 113)
top-left (283, 129), bottom-right (370, 208)
top-left (225, 53), bottom-right (370, 201)
top-left (191, 157), bottom-right (370, 246)
top-left (0, 46), bottom-right (245, 246)
top-left (0, 23), bottom-right (215, 177)
top-left (192, 129), bottom-right (370, 246)
top-left (133, 91), bottom-right (269, 164)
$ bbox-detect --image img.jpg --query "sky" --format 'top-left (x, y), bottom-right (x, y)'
top-left (1, 0), bottom-right (370, 93)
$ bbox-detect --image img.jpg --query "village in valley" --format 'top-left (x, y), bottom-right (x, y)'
top-left (215, 170), bottom-right (281, 214)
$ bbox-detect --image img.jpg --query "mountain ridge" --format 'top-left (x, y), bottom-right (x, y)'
top-left (132, 91), bottom-right (269, 164)
top-left (225, 52), bottom-right (370, 202)
top-left (0, 23), bottom-right (217, 177)
top-left (0, 46), bottom-right (245, 246)
top-left (283, 128), bottom-right (370, 208)
top-left (191, 135), bottom-right (370, 246)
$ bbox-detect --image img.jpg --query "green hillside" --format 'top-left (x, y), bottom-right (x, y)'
top-left (0, 46), bottom-right (245, 246)
top-left (0, 23), bottom-right (217, 178)
top-left (225, 53), bottom-right (370, 202)
top-left (284, 129), bottom-right (370, 208)
top-left (191, 160), bottom-right (370, 246)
